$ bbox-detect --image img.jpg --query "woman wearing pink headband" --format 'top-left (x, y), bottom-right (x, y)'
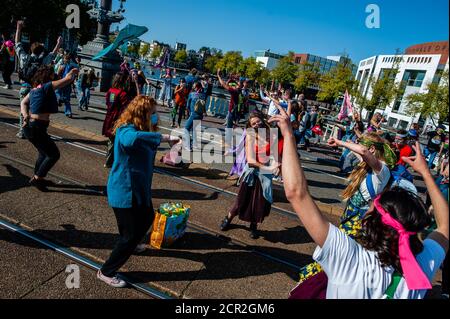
top-left (269, 103), bottom-right (448, 299)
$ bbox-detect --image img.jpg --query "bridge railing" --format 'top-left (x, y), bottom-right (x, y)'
top-left (143, 79), bottom-right (268, 118)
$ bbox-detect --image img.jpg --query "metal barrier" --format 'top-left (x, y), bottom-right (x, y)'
top-left (143, 79), bottom-right (268, 118)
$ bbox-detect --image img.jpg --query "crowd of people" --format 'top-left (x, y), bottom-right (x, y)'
top-left (1, 20), bottom-right (449, 299)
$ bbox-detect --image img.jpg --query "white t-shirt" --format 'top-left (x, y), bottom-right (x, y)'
top-left (356, 163), bottom-right (391, 209)
top-left (314, 224), bottom-right (446, 299)
top-left (268, 100), bottom-right (288, 117)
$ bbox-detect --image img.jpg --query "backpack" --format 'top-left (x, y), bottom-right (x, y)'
top-left (194, 98), bottom-right (206, 114)
top-left (19, 55), bottom-right (44, 84)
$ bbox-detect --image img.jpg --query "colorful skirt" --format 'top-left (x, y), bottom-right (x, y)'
top-left (229, 178), bottom-right (271, 224)
top-left (298, 201), bottom-right (368, 283)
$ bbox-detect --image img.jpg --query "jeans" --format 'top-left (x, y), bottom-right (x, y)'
top-left (23, 120), bottom-right (60, 178)
top-left (101, 200), bottom-right (155, 277)
top-left (158, 83), bottom-right (172, 104)
top-left (298, 129), bottom-right (312, 147)
top-left (78, 87), bottom-right (91, 109)
top-left (184, 112), bottom-right (203, 149)
top-left (58, 86), bottom-right (72, 115)
top-left (423, 147), bottom-right (438, 168)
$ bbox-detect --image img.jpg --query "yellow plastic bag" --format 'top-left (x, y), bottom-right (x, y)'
top-left (150, 203), bottom-right (190, 249)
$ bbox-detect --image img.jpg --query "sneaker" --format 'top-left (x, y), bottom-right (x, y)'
top-left (16, 132), bottom-right (26, 139)
top-left (3, 84), bottom-right (12, 89)
top-left (97, 270), bottom-right (127, 288)
top-left (220, 216), bottom-right (232, 231)
top-left (134, 244), bottom-right (147, 254)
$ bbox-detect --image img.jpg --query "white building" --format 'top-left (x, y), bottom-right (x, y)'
top-left (255, 50), bottom-right (285, 71)
top-left (355, 53), bottom-right (448, 130)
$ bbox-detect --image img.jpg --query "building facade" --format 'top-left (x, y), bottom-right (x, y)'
top-left (294, 54), bottom-right (357, 74)
top-left (255, 50), bottom-right (285, 70)
top-left (355, 45), bottom-right (448, 130)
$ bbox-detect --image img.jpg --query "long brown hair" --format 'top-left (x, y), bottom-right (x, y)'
top-left (358, 188), bottom-right (430, 273)
top-left (113, 95), bottom-right (157, 135)
top-left (342, 132), bottom-right (388, 201)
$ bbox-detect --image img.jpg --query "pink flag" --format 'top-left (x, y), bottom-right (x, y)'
top-left (338, 90), bottom-right (354, 121)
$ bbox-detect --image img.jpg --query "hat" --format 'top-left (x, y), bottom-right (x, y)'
top-left (408, 129), bottom-right (418, 137)
top-left (4, 40), bottom-right (14, 48)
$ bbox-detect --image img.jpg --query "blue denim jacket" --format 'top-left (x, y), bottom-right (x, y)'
top-left (107, 125), bottom-right (162, 208)
top-left (239, 165), bottom-right (273, 204)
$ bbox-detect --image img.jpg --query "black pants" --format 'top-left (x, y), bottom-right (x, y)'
top-left (442, 253), bottom-right (449, 295)
top-left (1, 62), bottom-right (13, 86)
top-left (101, 201), bottom-right (155, 277)
top-left (24, 120), bottom-right (60, 178)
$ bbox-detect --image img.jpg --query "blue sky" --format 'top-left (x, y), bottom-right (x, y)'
top-left (114, 0), bottom-right (449, 63)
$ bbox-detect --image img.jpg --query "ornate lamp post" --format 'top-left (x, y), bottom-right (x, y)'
top-left (78, 0), bottom-right (126, 92)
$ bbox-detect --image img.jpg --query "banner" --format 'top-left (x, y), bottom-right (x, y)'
top-left (338, 90), bottom-right (354, 120)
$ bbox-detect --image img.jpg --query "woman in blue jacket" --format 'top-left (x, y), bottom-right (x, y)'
top-left (97, 95), bottom-right (180, 288)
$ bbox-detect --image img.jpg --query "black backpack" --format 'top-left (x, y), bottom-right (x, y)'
top-left (19, 55), bottom-right (44, 84)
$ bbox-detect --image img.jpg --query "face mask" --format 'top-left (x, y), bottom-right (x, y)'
top-left (151, 113), bottom-right (158, 126)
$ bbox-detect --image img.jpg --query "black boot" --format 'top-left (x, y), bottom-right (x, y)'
top-left (29, 177), bottom-right (49, 192)
top-left (249, 223), bottom-right (259, 239)
top-left (220, 216), bottom-right (232, 231)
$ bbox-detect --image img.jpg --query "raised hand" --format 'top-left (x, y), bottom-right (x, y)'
top-left (402, 142), bottom-right (429, 176)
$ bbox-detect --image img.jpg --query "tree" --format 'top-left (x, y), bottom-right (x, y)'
top-left (294, 62), bottom-right (321, 93)
top-left (355, 54), bottom-right (402, 119)
top-left (186, 51), bottom-right (199, 69)
top-left (238, 57), bottom-right (270, 82)
top-left (198, 46), bottom-right (211, 56)
top-left (151, 45), bottom-right (162, 59)
top-left (174, 50), bottom-right (187, 64)
top-left (139, 43), bottom-right (150, 59)
top-left (204, 54), bottom-right (222, 74)
top-left (406, 69), bottom-right (449, 124)
top-left (216, 51), bottom-right (244, 75)
top-left (317, 57), bottom-right (356, 103)
top-left (0, 0), bottom-right (96, 46)
top-left (270, 52), bottom-right (299, 87)
top-left (126, 42), bottom-right (140, 58)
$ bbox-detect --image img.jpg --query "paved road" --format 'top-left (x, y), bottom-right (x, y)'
top-left (0, 77), bottom-right (441, 299)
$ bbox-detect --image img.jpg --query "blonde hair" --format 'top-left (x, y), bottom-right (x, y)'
top-left (113, 96), bottom-right (158, 135)
top-left (342, 133), bottom-right (388, 201)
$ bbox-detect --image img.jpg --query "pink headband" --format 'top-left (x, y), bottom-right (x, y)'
top-left (373, 196), bottom-right (432, 290)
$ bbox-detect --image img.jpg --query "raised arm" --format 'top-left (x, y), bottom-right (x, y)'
top-left (268, 104), bottom-right (330, 247)
top-left (328, 137), bottom-right (383, 173)
top-left (259, 87), bottom-right (270, 104)
top-left (52, 68), bottom-right (79, 90)
top-left (216, 69), bottom-right (230, 91)
top-left (403, 143), bottom-right (449, 253)
top-left (51, 36), bottom-right (63, 55)
top-left (15, 20), bottom-right (24, 45)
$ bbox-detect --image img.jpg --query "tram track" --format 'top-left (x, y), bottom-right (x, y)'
top-left (0, 151), bottom-right (303, 271)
